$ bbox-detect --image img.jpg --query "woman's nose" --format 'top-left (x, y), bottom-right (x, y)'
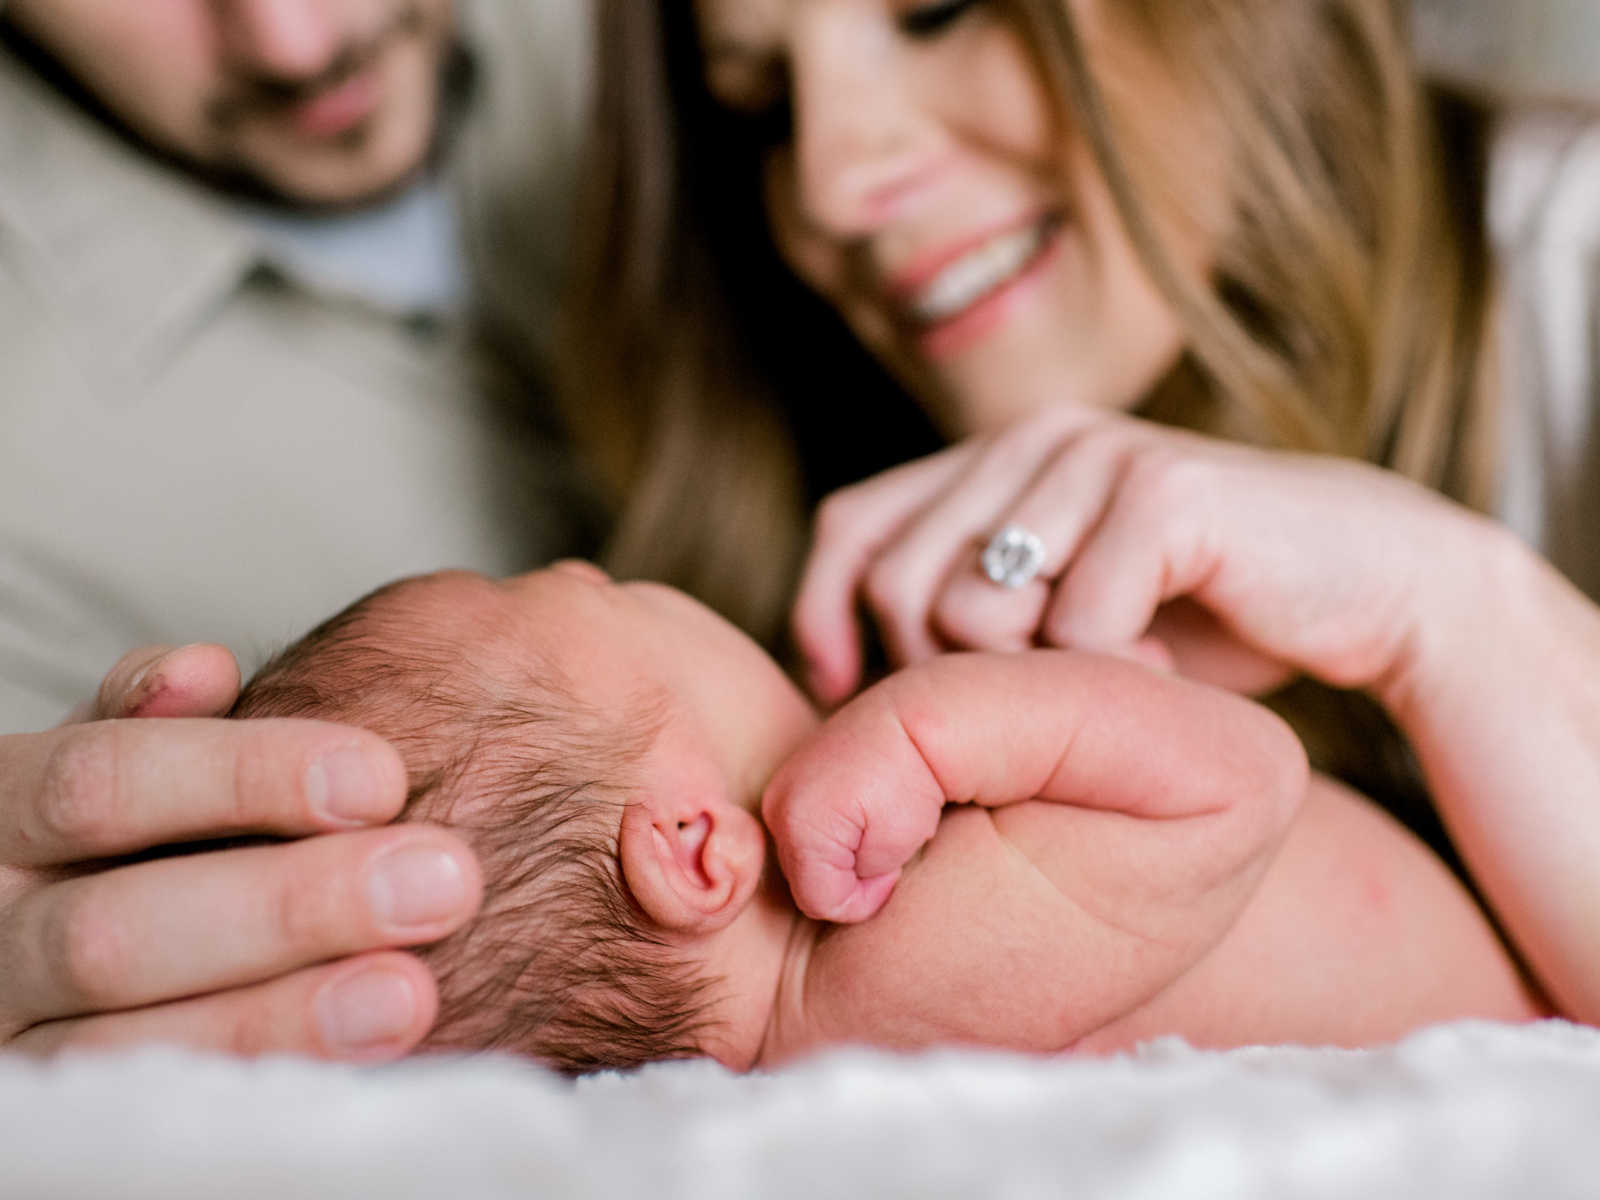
top-left (789, 19), bottom-right (940, 237)
top-left (220, 0), bottom-right (344, 80)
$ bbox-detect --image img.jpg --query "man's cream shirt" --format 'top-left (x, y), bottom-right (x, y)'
top-left (0, 1), bottom-right (596, 730)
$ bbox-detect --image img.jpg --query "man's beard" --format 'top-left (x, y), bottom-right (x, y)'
top-left (204, 3), bottom-right (427, 138)
top-left (1, 2), bottom-right (455, 213)
top-left (192, 3), bottom-right (445, 210)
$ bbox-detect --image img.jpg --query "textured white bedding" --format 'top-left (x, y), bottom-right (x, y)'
top-left (3, 1019), bottom-right (1599, 1199)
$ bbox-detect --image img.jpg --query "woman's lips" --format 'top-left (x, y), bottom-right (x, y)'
top-left (901, 214), bottom-right (1066, 360)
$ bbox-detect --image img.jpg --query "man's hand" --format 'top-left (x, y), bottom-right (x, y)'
top-left (0, 644), bottom-right (482, 1060)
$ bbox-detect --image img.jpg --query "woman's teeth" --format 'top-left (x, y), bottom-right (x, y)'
top-left (906, 219), bottom-right (1052, 325)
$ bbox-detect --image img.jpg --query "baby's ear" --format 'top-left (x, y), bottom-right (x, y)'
top-left (619, 784), bottom-right (765, 937)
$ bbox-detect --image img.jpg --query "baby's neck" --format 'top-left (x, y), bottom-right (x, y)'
top-left (755, 897), bottom-right (826, 1068)
top-left (697, 874), bottom-right (821, 1071)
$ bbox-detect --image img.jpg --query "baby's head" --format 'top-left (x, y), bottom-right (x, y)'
top-left (232, 564), bottom-right (819, 1072)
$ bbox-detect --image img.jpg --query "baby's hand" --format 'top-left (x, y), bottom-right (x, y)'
top-left (762, 680), bottom-right (946, 923)
top-left (765, 650), bottom-right (1307, 925)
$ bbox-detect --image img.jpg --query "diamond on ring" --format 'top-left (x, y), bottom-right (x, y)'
top-left (981, 524), bottom-right (1047, 589)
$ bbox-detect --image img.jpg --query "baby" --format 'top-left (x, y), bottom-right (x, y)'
top-left (231, 564), bottom-right (1547, 1072)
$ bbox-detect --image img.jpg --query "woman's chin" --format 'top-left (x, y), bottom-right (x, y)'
top-left (932, 357), bottom-right (1128, 436)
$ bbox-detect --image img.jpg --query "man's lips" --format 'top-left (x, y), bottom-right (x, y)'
top-left (209, 5), bottom-right (424, 137)
top-left (281, 66), bottom-right (384, 140)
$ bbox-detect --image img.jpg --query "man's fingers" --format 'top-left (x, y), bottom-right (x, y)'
top-left (87, 644), bottom-right (243, 722)
top-left (0, 718), bottom-right (407, 866)
top-left (2, 826), bottom-right (481, 1026)
top-left (8, 952), bottom-right (439, 1062)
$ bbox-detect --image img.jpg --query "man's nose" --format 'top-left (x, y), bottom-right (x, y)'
top-left (219, 0), bottom-right (345, 79)
top-left (789, 18), bottom-right (942, 238)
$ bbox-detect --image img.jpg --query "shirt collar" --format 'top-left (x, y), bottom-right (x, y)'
top-left (0, 38), bottom-right (264, 384)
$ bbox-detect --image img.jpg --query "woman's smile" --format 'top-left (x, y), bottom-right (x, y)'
top-left (895, 210), bottom-right (1068, 358)
top-left (698, 0), bottom-right (1204, 437)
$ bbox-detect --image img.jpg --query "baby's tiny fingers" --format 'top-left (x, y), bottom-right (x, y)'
top-left (779, 855), bottom-right (898, 924)
top-left (852, 801), bottom-right (941, 880)
top-left (824, 872), bottom-right (901, 924)
top-left (766, 812), bottom-right (864, 921)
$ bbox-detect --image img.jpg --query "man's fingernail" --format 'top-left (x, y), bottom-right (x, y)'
top-left (120, 652), bottom-right (175, 714)
top-left (316, 968), bottom-right (418, 1051)
top-left (307, 747), bottom-right (390, 824)
top-left (368, 845), bottom-right (470, 930)
top-left (125, 655), bottom-right (163, 695)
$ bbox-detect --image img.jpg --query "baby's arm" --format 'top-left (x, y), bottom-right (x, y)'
top-left (763, 650), bottom-right (1307, 923)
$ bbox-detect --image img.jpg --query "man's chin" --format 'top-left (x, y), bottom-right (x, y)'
top-left (207, 126), bottom-right (436, 213)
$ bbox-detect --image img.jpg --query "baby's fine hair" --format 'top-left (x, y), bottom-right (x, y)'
top-left (230, 577), bottom-right (717, 1073)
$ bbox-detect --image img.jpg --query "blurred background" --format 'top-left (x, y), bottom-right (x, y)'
top-left (1414, 0), bottom-right (1600, 100)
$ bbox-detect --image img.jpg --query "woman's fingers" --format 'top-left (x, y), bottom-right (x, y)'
top-left (796, 408), bottom-right (1125, 704)
top-left (796, 410), bottom-right (1242, 701)
top-left (793, 446), bottom-right (972, 704)
top-left (799, 404), bottom-right (1458, 711)
top-left (930, 423), bottom-right (1133, 651)
top-left (855, 418), bottom-right (1094, 668)
top-left (1031, 441), bottom-right (1435, 693)
top-left (1144, 600), bottom-right (1295, 695)
top-left (8, 951), bottom-right (439, 1062)
top-left (0, 825), bottom-right (480, 1029)
top-left (0, 718), bottom-right (407, 867)
top-left (1041, 448), bottom-right (1220, 653)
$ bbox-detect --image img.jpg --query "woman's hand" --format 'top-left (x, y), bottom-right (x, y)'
top-left (795, 404), bottom-right (1600, 1024)
top-left (793, 405), bottom-right (1488, 708)
top-left (0, 644), bottom-right (482, 1059)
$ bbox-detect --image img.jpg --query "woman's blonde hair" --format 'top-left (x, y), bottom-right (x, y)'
top-left (561, 0), bottom-right (1495, 650)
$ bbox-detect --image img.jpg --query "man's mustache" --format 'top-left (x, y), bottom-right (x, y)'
top-left (206, 4), bottom-right (426, 131)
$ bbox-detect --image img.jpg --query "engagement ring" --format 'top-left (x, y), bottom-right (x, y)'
top-left (980, 524), bottom-right (1047, 589)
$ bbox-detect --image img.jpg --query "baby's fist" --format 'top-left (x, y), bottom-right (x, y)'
top-left (762, 691), bottom-right (944, 923)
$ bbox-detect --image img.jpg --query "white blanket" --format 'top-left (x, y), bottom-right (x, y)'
top-left (3, 1020), bottom-right (1598, 1199)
